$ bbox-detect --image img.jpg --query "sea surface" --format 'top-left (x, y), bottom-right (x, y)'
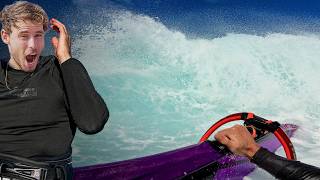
top-left (1, 1), bottom-right (320, 179)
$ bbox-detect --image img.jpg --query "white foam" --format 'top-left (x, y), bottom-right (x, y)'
top-left (72, 10), bottom-right (320, 177)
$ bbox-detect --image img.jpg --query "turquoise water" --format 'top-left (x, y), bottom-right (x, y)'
top-left (72, 11), bottom-right (320, 178)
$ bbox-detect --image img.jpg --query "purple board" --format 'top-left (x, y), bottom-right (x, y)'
top-left (73, 124), bottom-right (297, 180)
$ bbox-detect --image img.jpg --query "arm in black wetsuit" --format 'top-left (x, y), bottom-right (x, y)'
top-left (60, 58), bottom-right (109, 134)
top-left (252, 147), bottom-right (320, 180)
top-left (215, 125), bottom-right (320, 180)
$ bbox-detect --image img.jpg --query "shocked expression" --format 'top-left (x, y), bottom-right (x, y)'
top-left (1, 20), bottom-right (45, 72)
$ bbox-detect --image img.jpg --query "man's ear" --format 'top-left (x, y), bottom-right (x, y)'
top-left (1, 29), bottom-right (10, 44)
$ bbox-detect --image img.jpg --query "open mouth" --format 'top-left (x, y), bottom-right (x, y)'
top-left (26, 54), bottom-right (37, 64)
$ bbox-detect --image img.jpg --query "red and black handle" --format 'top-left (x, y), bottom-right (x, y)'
top-left (199, 112), bottom-right (296, 160)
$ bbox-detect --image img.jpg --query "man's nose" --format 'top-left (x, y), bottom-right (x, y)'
top-left (27, 37), bottom-right (36, 49)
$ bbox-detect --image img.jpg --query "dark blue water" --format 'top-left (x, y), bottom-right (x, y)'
top-left (1, 0), bottom-right (320, 40)
top-left (1, 0), bottom-right (320, 57)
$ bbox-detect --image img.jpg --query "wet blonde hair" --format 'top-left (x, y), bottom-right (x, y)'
top-left (0, 1), bottom-right (49, 33)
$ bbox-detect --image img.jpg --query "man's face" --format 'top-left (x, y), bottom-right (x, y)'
top-left (1, 20), bottom-right (45, 72)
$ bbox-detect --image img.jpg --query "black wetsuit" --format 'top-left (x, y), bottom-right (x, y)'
top-left (252, 147), bottom-right (320, 180)
top-left (0, 55), bottom-right (109, 160)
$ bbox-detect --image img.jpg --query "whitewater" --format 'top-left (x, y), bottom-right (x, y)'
top-left (71, 10), bottom-right (320, 179)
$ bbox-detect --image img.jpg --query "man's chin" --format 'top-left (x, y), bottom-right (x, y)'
top-left (22, 68), bottom-right (36, 72)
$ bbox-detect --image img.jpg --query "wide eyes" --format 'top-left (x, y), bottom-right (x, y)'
top-left (19, 34), bottom-right (29, 40)
top-left (19, 33), bottom-right (44, 40)
top-left (35, 33), bottom-right (43, 38)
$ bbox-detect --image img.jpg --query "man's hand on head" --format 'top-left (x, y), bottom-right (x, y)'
top-left (214, 125), bottom-right (261, 159)
top-left (50, 18), bottom-right (71, 64)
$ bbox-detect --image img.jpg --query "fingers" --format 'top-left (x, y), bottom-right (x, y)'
top-left (214, 125), bottom-right (261, 157)
top-left (50, 18), bottom-right (66, 33)
top-left (214, 129), bottom-right (232, 146)
top-left (51, 37), bottom-right (58, 48)
top-left (50, 18), bottom-right (71, 45)
top-left (215, 128), bottom-right (243, 156)
top-left (215, 125), bottom-right (243, 147)
top-left (50, 18), bottom-right (70, 41)
top-left (51, 25), bottom-right (60, 33)
top-left (49, 18), bottom-right (72, 63)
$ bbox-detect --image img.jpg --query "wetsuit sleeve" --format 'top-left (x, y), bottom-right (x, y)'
top-left (59, 58), bottom-right (109, 134)
top-left (251, 147), bottom-right (320, 180)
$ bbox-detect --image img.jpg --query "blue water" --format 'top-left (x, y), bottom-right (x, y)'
top-left (1, 1), bottom-right (320, 179)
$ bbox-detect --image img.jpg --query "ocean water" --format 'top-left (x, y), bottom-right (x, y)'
top-left (72, 10), bottom-right (320, 179)
top-left (1, 0), bottom-right (320, 179)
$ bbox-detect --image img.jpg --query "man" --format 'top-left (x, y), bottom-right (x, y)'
top-left (0, 1), bottom-right (109, 179)
top-left (215, 125), bottom-right (320, 179)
